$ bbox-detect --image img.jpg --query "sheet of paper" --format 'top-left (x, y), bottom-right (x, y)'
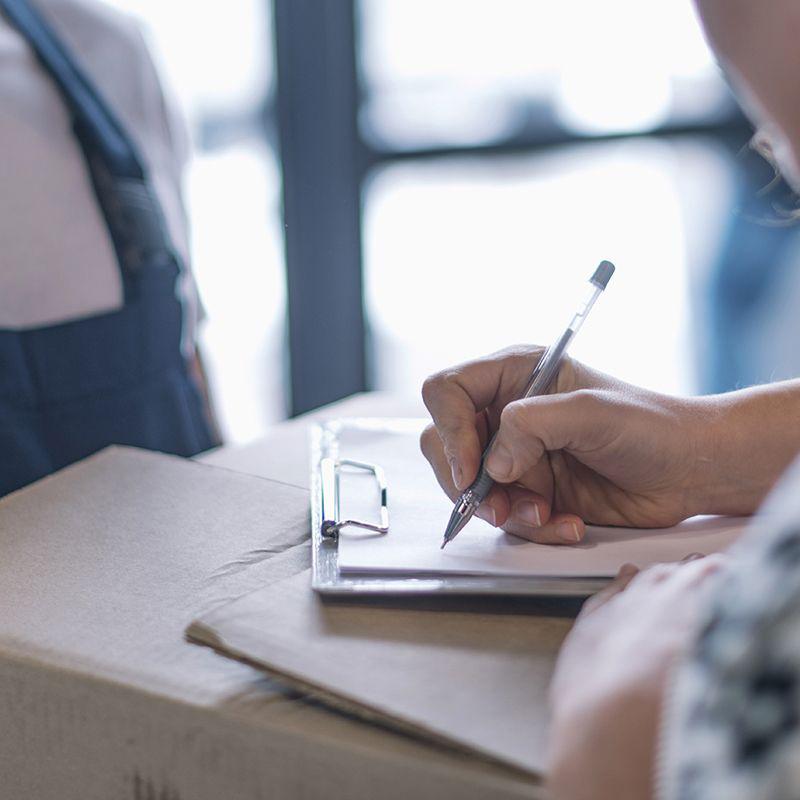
top-left (333, 421), bottom-right (749, 578)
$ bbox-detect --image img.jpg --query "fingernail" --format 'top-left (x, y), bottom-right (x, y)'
top-left (486, 443), bottom-right (513, 480)
top-left (681, 552), bottom-right (705, 563)
top-left (477, 505), bottom-right (497, 526)
top-left (514, 501), bottom-right (542, 527)
top-left (558, 522), bottom-right (581, 543)
top-left (450, 459), bottom-right (463, 489)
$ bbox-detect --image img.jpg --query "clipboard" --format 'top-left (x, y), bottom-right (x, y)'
top-left (310, 418), bottom-right (608, 597)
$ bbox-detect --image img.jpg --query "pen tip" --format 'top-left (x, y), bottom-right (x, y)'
top-left (441, 506), bottom-right (471, 549)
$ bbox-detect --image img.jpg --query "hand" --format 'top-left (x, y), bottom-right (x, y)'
top-left (547, 555), bottom-right (727, 800)
top-left (420, 346), bottom-right (709, 544)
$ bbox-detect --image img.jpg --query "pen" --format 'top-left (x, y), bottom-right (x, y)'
top-left (440, 260), bottom-right (616, 549)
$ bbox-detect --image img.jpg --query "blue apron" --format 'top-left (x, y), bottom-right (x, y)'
top-left (0, 0), bottom-right (215, 497)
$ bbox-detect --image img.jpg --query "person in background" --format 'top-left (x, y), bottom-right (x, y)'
top-left (422, 0), bottom-right (800, 796)
top-left (0, 0), bottom-right (217, 498)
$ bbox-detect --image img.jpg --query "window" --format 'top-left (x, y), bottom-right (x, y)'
top-left (105, 0), bottom-right (285, 442)
top-left (358, 0), bottom-right (743, 396)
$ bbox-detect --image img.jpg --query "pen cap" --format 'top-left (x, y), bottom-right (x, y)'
top-left (589, 260), bottom-right (615, 291)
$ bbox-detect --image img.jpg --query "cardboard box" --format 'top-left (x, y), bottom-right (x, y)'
top-left (0, 395), bottom-right (542, 799)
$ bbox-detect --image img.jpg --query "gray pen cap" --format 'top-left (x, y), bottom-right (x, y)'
top-left (589, 260), bottom-right (615, 291)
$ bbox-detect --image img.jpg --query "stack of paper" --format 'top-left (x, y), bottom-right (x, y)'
top-left (331, 421), bottom-right (748, 578)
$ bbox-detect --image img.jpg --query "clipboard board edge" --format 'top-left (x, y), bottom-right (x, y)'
top-left (310, 419), bottom-right (608, 598)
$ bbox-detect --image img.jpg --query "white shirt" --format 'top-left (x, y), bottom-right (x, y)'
top-left (0, 0), bottom-right (200, 345)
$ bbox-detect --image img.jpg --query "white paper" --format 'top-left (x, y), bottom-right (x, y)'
top-left (333, 421), bottom-right (749, 578)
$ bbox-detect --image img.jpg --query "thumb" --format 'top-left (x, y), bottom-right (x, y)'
top-left (484, 390), bottom-right (605, 483)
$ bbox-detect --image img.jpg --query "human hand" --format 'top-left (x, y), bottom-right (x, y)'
top-left (420, 346), bottom-right (710, 544)
top-left (546, 554), bottom-right (727, 800)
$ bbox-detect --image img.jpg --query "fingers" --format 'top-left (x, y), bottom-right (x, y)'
top-left (484, 391), bottom-right (612, 485)
top-left (581, 553), bottom-right (729, 619)
top-left (633, 553), bottom-right (727, 591)
top-left (420, 421), bottom-right (498, 525)
top-left (421, 422), bottom-right (588, 544)
top-left (421, 349), bottom-right (542, 490)
top-left (502, 490), bottom-right (586, 545)
top-left (471, 484), bottom-right (551, 529)
top-left (580, 563), bottom-right (640, 616)
top-left (421, 373), bottom-right (496, 491)
top-left (524, 513), bottom-right (586, 545)
top-left (667, 552), bottom-right (728, 588)
top-left (421, 349), bottom-right (619, 493)
top-left (502, 482), bottom-right (545, 529)
top-left (420, 423), bottom-right (462, 503)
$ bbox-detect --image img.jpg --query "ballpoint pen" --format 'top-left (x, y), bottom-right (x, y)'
top-left (440, 260), bottom-right (615, 549)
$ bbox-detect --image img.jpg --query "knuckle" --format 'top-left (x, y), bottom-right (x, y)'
top-left (495, 345), bottom-right (544, 376)
top-left (494, 344), bottom-right (539, 362)
top-left (419, 424), bottom-right (439, 459)
top-left (501, 522), bottom-right (538, 542)
top-left (568, 388), bottom-right (602, 412)
top-left (420, 375), bottom-right (441, 406)
top-left (500, 400), bottom-right (526, 431)
top-left (643, 563), bottom-right (676, 583)
top-left (420, 369), bottom-right (458, 406)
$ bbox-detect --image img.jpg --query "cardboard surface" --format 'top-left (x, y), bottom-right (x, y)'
top-left (189, 569), bottom-right (575, 776)
top-left (0, 405), bottom-right (543, 800)
top-left (0, 447), bottom-right (308, 702)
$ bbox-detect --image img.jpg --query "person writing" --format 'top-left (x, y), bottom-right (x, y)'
top-left (423, 1), bottom-right (800, 796)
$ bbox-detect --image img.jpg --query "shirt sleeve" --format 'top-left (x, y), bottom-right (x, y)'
top-left (658, 478), bottom-right (800, 800)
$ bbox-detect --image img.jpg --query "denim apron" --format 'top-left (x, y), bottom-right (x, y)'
top-left (0, 0), bottom-right (214, 496)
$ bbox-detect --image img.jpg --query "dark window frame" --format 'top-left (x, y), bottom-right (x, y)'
top-left (268, 0), bottom-right (751, 416)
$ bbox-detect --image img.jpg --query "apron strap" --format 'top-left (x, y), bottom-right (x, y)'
top-left (0, 0), bottom-right (178, 287)
top-left (0, 0), bottom-right (142, 179)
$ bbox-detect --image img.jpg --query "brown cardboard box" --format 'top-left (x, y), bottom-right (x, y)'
top-left (0, 396), bottom-right (544, 799)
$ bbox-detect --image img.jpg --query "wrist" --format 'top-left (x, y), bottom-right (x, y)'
top-left (680, 395), bottom-right (732, 517)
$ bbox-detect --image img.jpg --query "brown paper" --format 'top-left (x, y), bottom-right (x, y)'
top-left (188, 571), bottom-right (577, 776)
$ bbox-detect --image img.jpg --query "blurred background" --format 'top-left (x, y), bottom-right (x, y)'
top-left (107, 0), bottom-right (800, 444)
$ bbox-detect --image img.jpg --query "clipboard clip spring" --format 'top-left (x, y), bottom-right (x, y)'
top-left (319, 457), bottom-right (389, 539)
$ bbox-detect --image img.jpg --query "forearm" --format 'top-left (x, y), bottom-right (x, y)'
top-left (690, 379), bottom-right (800, 516)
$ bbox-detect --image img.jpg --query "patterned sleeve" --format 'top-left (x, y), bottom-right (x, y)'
top-left (658, 461), bottom-right (800, 800)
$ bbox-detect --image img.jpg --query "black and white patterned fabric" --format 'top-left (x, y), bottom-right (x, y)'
top-left (659, 458), bottom-right (800, 800)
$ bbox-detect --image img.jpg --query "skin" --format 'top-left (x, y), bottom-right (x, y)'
top-left (420, 2), bottom-right (800, 796)
top-left (695, 0), bottom-right (800, 190)
top-left (547, 555), bottom-right (727, 800)
top-left (421, 347), bottom-right (800, 544)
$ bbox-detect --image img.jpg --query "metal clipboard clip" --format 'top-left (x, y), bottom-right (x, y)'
top-left (319, 457), bottom-right (389, 539)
